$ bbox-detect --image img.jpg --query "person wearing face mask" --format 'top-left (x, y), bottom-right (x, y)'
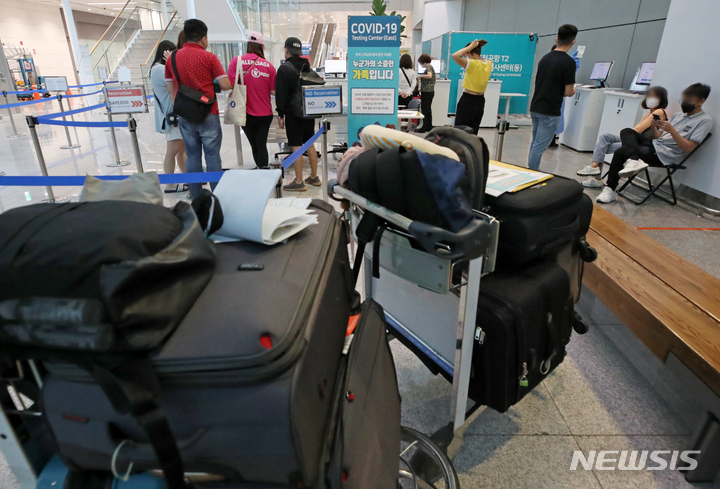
top-left (596, 83), bottom-right (713, 204)
top-left (579, 86), bottom-right (669, 188)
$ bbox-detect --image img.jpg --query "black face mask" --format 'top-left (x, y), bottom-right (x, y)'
top-left (681, 102), bottom-right (697, 114)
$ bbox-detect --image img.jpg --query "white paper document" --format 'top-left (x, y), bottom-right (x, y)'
top-left (210, 170), bottom-right (317, 245)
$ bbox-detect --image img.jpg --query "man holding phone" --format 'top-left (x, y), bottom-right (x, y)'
top-left (596, 83), bottom-right (713, 204)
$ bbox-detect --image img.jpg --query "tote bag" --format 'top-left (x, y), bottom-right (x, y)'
top-left (224, 57), bottom-right (258, 126)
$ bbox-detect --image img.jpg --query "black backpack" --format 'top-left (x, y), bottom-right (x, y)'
top-left (289, 62), bottom-right (325, 118)
top-left (0, 200), bottom-right (216, 489)
top-left (424, 126), bottom-right (490, 210)
top-left (347, 144), bottom-right (479, 280)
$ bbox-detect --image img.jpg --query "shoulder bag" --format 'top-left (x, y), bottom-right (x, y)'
top-left (169, 51), bottom-right (215, 123)
top-left (224, 57), bottom-right (258, 126)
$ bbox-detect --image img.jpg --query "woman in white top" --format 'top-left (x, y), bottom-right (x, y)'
top-left (398, 54), bottom-right (417, 108)
top-left (150, 40), bottom-right (186, 193)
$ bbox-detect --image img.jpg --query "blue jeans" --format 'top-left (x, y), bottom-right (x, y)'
top-left (528, 112), bottom-right (561, 170)
top-left (179, 114), bottom-right (222, 197)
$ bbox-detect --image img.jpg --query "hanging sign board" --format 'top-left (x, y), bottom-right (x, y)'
top-left (106, 85), bottom-right (148, 114)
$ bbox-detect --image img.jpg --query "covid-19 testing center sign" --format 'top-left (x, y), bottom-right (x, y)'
top-left (347, 15), bottom-right (401, 144)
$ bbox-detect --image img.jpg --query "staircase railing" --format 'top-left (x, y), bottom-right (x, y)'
top-left (91, 6), bottom-right (142, 75)
top-left (89, 0), bottom-right (133, 56)
top-left (139, 12), bottom-right (181, 95)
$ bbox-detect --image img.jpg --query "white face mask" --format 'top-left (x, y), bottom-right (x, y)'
top-left (645, 97), bottom-right (660, 109)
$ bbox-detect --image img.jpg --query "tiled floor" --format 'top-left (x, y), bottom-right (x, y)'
top-left (1, 103), bottom-right (719, 488)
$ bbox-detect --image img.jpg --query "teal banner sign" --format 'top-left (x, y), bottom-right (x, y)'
top-left (442, 32), bottom-right (537, 115)
top-left (347, 15), bottom-right (401, 144)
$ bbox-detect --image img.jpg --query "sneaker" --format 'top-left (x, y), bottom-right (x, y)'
top-left (305, 175), bottom-right (322, 187)
top-left (582, 178), bottom-right (604, 189)
top-left (596, 186), bottom-right (617, 204)
top-left (283, 179), bottom-right (307, 192)
top-left (577, 164), bottom-right (601, 176)
top-left (619, 159), bottom-right (649, 178)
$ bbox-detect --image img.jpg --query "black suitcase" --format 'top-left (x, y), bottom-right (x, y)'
top-left (468, 260), bottom-right (577, 413)
top-left (483, 171), bottom-right (594, 270)
top-left (41, 201), bottom-right (401, 488)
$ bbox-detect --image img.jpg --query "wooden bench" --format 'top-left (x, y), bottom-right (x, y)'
top-left (583, 204), bottom-right (720, 481)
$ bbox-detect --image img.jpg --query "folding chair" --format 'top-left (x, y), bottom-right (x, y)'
top-left (601, 133), bottom-right (712, 205)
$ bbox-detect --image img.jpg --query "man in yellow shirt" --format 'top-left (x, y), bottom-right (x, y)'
top-left (452, 39), bottom-right (492, 134)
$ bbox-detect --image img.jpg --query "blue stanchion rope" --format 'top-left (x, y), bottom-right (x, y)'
top-left (281, 126), bottom-right (325, 169)
top-left (37, 102), bottom-right (107, 121)
top-left (0, 96), bottom-right (58, 110)
top-left (4, 89), bottom-right (47, 95)
top-left (64, 89), bottom-right (105, 99)
top-left (0, 172), bottom-right (225, 187)
top-left (68, 81), bottom-right (119, 89)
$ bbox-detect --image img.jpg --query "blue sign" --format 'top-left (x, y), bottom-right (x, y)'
top-left (303, 86), bottom-right (343, 116)
top-left (442, 32), bottom-right (537, 115)
top-left (348, 16), bottom-right (400, 144)
top-left (302, 43), bottom-right (311, 56)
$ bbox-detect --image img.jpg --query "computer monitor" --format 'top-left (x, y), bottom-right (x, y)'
top-left (417, 60), bottom-right (441, 74)
top-left (589, 61), bottom-right (613, 82)
top-left (636, 62), bottom-right (655, 86)
top-left (324, 59), bottom-right (347, 75)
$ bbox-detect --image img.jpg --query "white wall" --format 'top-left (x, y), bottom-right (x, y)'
top-left (412, 0), bottom-right (424, 29)
top-left (0, 0), bottom-right (76, 83)
top-left (653, 0), bottom-right (720, 198)
top-left (421, 0), bottom-right (463, 42)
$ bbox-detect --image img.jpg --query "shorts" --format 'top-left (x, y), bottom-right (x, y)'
top-left (285, 114), bottom-right (316, 147)
top-left (165, 124), bottom-right (182, 141)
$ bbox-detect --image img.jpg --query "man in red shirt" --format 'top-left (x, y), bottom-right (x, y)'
top-left (165, 19), bottom-right (231, 198)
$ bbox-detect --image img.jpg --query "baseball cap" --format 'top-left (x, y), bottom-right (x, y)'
top-left (285, 37), bottom-right (303, 56)
top-left (248, 31), bottom-right (264, 46)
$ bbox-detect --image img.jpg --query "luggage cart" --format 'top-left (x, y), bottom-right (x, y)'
top-left (330, 181), bottom-right (500, 454)
top-left (0, 360), bottom-right (461, 489)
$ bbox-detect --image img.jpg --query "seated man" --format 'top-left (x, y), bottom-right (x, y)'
top-left (578, 86), bottom-right (669, 188)
top-left (597, 83), bottom-right (713, 204)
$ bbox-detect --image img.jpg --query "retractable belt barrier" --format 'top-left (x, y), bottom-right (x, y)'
top-left (4, 89), bottom-right (47, 95)
top-left (69, 81), bottom-right (119, 89)
top-left (281, 126), bottom-right (325, 169)
top-left (0, 172), bottom-right (225, 187)
top-left (1, 115), bottom-right (325, 200)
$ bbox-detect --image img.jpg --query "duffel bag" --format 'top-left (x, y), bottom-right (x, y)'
top-left (482, 171), bottom-right (594, 269)
top-left (0, 200), bottom-right (216, 489)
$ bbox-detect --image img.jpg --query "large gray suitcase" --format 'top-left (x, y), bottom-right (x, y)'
top-left (42, 201), bottom-right (401, 488)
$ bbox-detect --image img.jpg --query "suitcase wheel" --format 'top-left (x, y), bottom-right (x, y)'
top-left (573, 312), bottom-right (590, 335)
top-left (578, 239), bottom-right (598, 263)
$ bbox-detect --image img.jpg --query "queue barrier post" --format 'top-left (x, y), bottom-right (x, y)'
top-left (233, 125), bottom-right (244, 167)
top-left (26, 116), bottom-right (69, 203)
top-left (104, 88), bottom-right (130, 167)
top-left (3, 91), bottom-right (25, 138)
top-left (57, 95), bottom-right (81, 150)
top-left (128, 117), bottom-right (144, 173)
top-left (493, 120), bottom-right (510, 162)
top-left (320, 117), bottom-right (329, 203)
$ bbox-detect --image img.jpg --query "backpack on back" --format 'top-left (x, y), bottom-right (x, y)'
top-left (289, 62), bottom-right (325, 118)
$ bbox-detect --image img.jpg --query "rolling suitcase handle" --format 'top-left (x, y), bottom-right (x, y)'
top-left (329, 180), bottom-right (494, 262)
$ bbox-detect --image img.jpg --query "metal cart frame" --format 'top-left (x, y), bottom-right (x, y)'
top-left (330, 182), bottom-right (499, 447)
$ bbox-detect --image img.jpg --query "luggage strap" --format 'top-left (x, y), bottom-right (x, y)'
top-left (62, 357), bottom-right (189, 489)
top-left (89, 359), bottom-right (188, 489)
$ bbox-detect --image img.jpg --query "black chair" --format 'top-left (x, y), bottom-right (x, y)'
top-left (602, 133), bottom-right (712, 206)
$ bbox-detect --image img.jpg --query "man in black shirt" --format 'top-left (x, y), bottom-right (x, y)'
top-left (276, 37), bottom-right (320, 192)
top-left (527, 24), bottom-right (578, 170)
